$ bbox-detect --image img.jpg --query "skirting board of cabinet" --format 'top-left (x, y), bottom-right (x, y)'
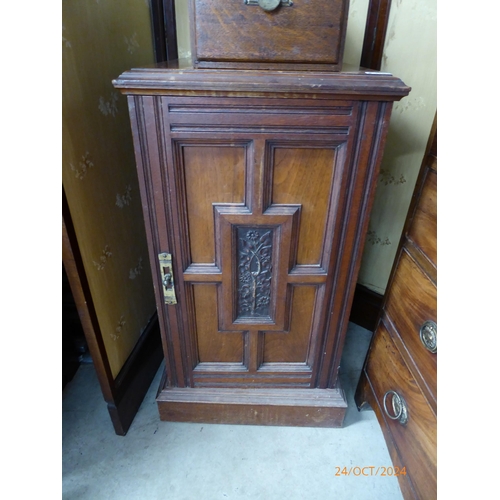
top-left (107, 313), bottom-right (163, 435)
top-left (157, 382), bottom-right (347, 427)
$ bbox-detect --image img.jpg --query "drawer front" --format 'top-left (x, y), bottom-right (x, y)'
top-left (385, 249), bottom-right (437, 400)
top-left (407, 168), bottom-right (437, 267)
top-left (366, 323), bottom-right (437, 500)
top-left (191, 0), bottom-right (348, 70)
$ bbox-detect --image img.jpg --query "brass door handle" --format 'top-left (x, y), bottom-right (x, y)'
top-left (245, 0), bottom-right (293, 12)
top-left (383, 390), bottom-right (408, 425)
top-left (419, 320), bottom-right (437, 353)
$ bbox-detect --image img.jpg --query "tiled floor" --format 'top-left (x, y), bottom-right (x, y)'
top-left (62, 322), bottom-right (403, 499)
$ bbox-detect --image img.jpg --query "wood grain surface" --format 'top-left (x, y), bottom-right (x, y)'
top-left (189, 0), bottom-right (348, 71)
top-left (365, 323), bottom-right (436, 500)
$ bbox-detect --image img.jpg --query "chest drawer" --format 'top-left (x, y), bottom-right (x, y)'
top-left (407, 168), bottom-right (437, 267)
top-left (385, 249), bottom-right (437, 401)
top-left (366, 322), bottom-right (437, 500)
top-left (189, 0), bottom-right (348, 71)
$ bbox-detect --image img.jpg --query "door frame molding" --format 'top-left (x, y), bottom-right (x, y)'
top-left (150, 0), bottom-right (179, 63)
top-left (360, 0), bottom-right (393, 71)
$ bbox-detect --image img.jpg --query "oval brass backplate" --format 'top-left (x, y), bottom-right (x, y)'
top-left (419, 320), bottom-right (437, 353)
top-left (245, 0), bottom-right (294, 11)
top-left (259, 0), bottom-right (281, 11)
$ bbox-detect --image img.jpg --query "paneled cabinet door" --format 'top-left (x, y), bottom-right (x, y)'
top-left (141, 96), bottom-right (363, 387)
top-left (174, 136), bottom-right (343, 388)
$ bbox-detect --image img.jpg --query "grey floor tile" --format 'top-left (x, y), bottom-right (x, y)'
top-left (62, 323), bottom-right (403, 500)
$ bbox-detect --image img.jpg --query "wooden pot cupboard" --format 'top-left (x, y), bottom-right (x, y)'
top-left (113, 62), bottom-right (410, 427)
top-left (355, 117), bottom-right (437, 498)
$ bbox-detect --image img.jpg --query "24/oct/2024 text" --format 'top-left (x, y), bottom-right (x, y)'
top-left (335, 466), bottom-right (407, 477)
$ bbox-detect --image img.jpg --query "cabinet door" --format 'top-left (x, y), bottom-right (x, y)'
top-left (130, 95), bottom-right (390, 389)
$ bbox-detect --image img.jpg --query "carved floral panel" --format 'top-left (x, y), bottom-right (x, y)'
top-left (237, 228), bottom-right (274, 319)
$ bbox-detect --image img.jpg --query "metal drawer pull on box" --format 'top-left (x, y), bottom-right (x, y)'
top-left (158, 252), bottom-right (177, 305)
top-left (383, 390), bottom-right (408, 425)
top-left (420, 320), bottom-right (437, 353)
top-left (245, 0), bottom-right (293, 12)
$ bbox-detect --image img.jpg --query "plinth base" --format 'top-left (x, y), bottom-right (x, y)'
top-left (157, 378), bottom-right (347, 428)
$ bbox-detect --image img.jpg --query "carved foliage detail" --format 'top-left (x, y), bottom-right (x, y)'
top-left (237, 228), bottom-right (273, 318)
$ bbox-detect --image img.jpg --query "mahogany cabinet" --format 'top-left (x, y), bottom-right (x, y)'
top-left (113, 62), bottom-right (410, 427)
top-left (355, 117), bottom-right (437, 497)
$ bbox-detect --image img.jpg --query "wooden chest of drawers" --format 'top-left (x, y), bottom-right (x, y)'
top-left (114, 62), bottom-right (410, 427)
top-left (189, 0), bottom-right (349, 71)
top-left (355, 117), bottom-right (437, 498)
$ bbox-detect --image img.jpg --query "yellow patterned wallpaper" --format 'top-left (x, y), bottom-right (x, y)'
top-left (62, 0), bottom-right (156, 377)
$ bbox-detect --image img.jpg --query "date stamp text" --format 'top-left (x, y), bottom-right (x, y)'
top-left (335, 466), bottom-right (407, 477)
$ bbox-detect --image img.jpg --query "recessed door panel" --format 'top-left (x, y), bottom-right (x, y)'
top-left (183, 144), bottom-right (247, 264)
top-left (262, 285), bottom-right (317, 364)
top-left (271, 147), bottom-right (336, 266)
top-left (192, 284), bottom-right (243, 364)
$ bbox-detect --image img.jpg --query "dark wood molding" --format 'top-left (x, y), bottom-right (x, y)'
top-left (150, 0), bottom-right (178, 63)
top-left (62, 264), bottom-right (85, 389)
top-left (108, 313), bottom-right (163, 435)
top-left (150, 0), bottom-right (167, 63)
top-left (62, 186), bottom-right (163, 435)
top-left (113, 64), bottom-right (410, 98)
top-left (349, 283), bottom-right (384, 332)
top-left (360, 0), bottom-right (392, 71)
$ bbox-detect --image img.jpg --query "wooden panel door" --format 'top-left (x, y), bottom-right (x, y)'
top-left (141, 96), bottom-right (360, 392)
top-left (179, 138), bottom-right (341, 387)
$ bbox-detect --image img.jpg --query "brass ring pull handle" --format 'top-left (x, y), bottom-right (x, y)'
top-left (419, 320), bottom-right (437, 353)
top-left (383, 390), bottom-right (408, 425)
top-left (245, 0), bottom-right (294, 12)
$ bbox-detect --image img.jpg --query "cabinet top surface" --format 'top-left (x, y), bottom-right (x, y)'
top-left (113, 60), bottom-right (410, 100)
